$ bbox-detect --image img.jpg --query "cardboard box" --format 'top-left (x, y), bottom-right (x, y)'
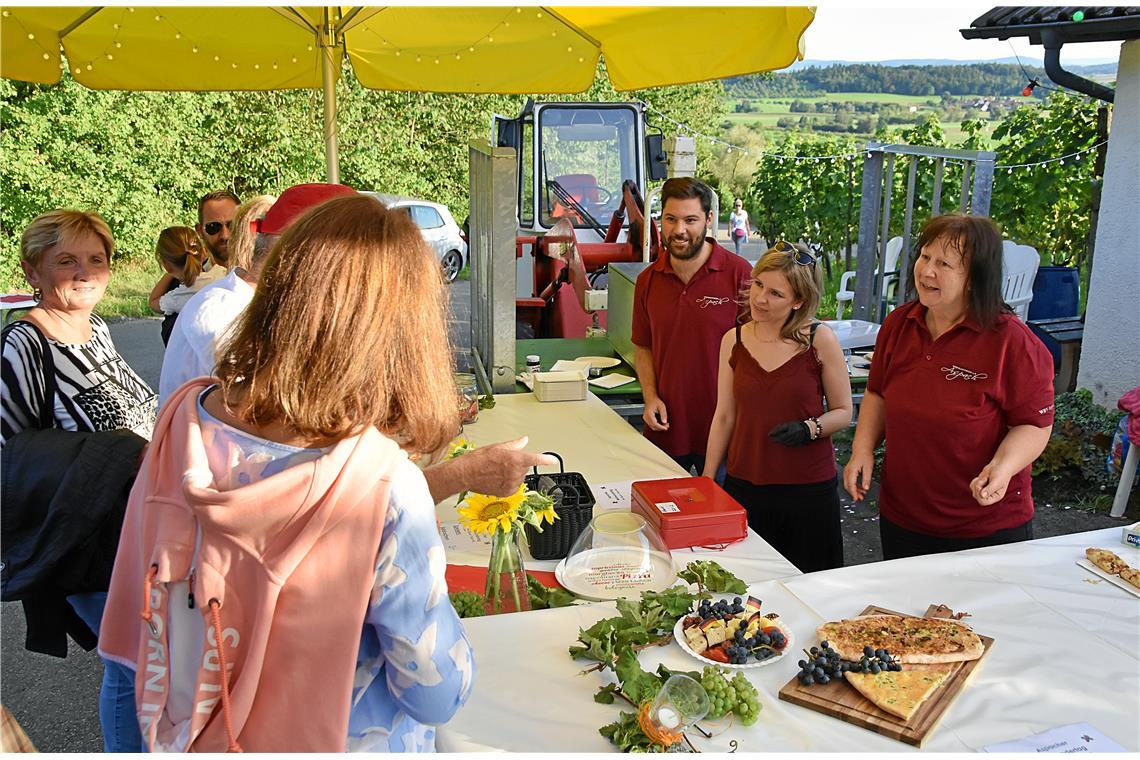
top-left (631, 477), bottom-right (747, 549)
top-left (1123, 522), bottom-right (1140, 548)
top-left (533, 370), bottom-right (587, 402)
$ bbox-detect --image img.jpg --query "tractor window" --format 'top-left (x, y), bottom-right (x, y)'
top-left (538, 106), bottom-right (638, 229)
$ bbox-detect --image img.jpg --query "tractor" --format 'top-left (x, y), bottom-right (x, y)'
top-left (492, 100), bottom-right (670, 339)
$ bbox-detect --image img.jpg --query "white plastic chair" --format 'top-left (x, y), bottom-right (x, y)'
top-left (835, 236), bottom-right (903, 319)
top-left (1001, 241), bottom-right (1040, 320)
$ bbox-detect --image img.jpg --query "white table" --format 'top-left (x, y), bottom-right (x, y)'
top-left (437, 527), bottom-right (1140, 752)
top-left (438, 392), bottom-right (801, 584)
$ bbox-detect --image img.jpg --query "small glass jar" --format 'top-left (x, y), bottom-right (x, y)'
top-left (525, 354), bottom-right (541, 373)
top-left (454, 372), bottom-right (479, 424)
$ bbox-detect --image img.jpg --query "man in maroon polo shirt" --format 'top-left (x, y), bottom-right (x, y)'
top-left (632, 177), bottom-right (752, 475)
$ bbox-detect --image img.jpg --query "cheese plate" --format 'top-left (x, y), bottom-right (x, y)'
top-left (673, 615), bottom-right (793, 670)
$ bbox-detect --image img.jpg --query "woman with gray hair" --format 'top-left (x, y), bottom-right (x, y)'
top-left (1, 209), bottom-right (156, 752)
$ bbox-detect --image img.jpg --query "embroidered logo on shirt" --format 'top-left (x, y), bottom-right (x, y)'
top-left (941, 364), bottom-right (989, 381)
top-left (695, 296), bottom-right (730, 309)
top-left (1038, 404), bottom-right (1055, 415)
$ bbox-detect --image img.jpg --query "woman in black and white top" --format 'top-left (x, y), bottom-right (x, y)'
top-left (0, 209), bottom-right (155, 752)
top-left (2, 211), bottom-right (155, 445)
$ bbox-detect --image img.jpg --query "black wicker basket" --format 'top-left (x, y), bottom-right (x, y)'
top-left (523, 452), bottom-right (595, 561)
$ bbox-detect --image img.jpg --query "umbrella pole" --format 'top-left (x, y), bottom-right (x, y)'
top-left (322, 52), bottom-right (339, 184)
top-left (320, 9), bottom-right (340, 184)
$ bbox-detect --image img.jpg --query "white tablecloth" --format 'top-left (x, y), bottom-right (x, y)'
top-left (438, 392), bottom-right (801, 584)
top-left (437, 527), bottom-right (1140, 752)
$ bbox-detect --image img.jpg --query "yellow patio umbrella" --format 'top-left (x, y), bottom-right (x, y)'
top-left (0, 6), bottom-right (815, 181)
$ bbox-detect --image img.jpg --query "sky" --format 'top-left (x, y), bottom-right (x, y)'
top-left (800, 3), bottom-right (1124, 64)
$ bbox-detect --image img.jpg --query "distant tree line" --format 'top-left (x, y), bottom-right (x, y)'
top-left (726, 63), bottom-right (1053, 99)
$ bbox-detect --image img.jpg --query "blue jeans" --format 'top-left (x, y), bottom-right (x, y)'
top-left (68, 592), bottom-right (145, 753)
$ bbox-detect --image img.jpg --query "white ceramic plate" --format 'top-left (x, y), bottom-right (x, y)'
top-left (673, 614), bottom-right (793, 670)
top-left (574, 355), bottom-right (622, 370)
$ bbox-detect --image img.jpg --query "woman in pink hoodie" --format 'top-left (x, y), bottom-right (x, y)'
top-left (100, 194), bottom-right (474, 752)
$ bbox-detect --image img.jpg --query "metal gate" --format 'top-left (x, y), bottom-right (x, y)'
top-left (852, 142), bottom-right (997, 322)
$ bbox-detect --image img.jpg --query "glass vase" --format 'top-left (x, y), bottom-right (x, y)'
top-left (484, 524), bottom-right (532, 615)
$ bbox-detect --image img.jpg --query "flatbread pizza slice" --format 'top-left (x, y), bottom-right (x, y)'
top-left (817, 615), bottom-right (984, 664)
top-left (843, 665), bottom-right (952, 721)
top-left (1086, 547), bottom-right (1129, 575)
top-left (1119, 566), bottom-right (1140, 590)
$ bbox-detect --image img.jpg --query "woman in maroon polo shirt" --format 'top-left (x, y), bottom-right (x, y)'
top-left (703, 242), bottom-right (853, 572)
top-left (843, 214), bottom-right (1054, 560)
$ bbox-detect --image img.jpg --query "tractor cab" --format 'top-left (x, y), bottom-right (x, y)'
top-left (494, 101), bottom-right (668, 338)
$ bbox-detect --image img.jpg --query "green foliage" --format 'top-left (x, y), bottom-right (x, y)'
top-left (1, 59), bottom-right (723, 295)
top-left (738, 91), bottom-right (1104, 311)
top-left (526, 573), bottom-right (576, 610)
top-left (988, 91), bottom-right (1100, 267)
top-left (598, 711), bottom-right (663, 753)
top-left (676, 560), bottom-right (747, 594)
top-left (568, 561), bottom-right (745, 670)
top-left (1035, 388), bottom-right (1123, 492)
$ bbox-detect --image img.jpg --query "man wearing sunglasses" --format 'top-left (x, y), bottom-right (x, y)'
top-left (632, 177), bottom-right (752, 478)
top-left (195, 189), bottom-right (241, 268)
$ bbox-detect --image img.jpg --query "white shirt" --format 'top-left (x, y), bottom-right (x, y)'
top-left (158, 269), bottom-right (254, 409)
top-left (157, 264), bottom-right (227, 315)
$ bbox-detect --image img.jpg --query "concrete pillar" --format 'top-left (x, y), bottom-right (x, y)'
top-left (1077, 39), bottom-right (1140, 408)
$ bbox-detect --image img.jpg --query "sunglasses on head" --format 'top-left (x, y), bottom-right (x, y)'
top-left (774, 240), bottom-right (816, 268)
top-left (203, 220), bottom-right (231, 236)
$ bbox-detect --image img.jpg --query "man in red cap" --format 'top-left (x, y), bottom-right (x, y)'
top-left (159, 183), bottom-right (553, 501)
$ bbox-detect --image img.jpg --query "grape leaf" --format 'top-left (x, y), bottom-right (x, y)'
top-left (599, 711), bottom-right (664, 753)
top-left (677, 560), bottom-right (747, 593)
top-left (526, 574), bottom-right (577, 610)
top-left (594, 684), bottom-right (618, 704)
top-left (615, 648), bottom-right (663, 706)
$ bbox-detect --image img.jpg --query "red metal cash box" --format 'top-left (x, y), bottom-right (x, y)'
top-left (631, 477), bottom-right (747, 549)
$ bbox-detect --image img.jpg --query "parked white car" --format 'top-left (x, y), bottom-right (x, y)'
top-left (361, 192), bottom-right (468, 282)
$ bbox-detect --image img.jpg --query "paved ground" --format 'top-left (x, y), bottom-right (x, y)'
top-left (4, 273), bottom-right (1133, 751)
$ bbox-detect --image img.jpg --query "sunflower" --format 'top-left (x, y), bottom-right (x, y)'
top-left (458, 485), bottom-right (526, 535)
top-left (535, 502), bottom-right (559, 526)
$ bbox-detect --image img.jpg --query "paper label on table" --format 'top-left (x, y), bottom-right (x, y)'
top-left (655, 501), bottom-right (680, 514)
top-left (438, 521), bottom-right (493, 553)
top-left (981, 722), bottom-right (1126, 752)
top-left (587, 373), bottom-right (636, 389)
top-left (590, 480), bottom-right (632, 510)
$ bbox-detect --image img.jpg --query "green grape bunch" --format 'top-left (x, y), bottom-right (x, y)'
top-left (449, 591), bottom-right (486, 618)
top-left (700, 666), bottom-right (762, 726)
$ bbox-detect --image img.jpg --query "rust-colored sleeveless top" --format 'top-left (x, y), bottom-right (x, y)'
top-left (726, 324), bottom-right (837, 485)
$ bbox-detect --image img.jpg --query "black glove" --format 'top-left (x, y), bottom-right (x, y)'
top-left (768, 420), bottom-right (812, 447)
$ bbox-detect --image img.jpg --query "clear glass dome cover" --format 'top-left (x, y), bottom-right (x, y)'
top-left (555, 512), bottom-right (676, 601)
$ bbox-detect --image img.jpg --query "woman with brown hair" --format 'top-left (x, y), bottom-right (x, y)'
top-left (148, 226), bottom-right (225, 345)
top-left (100, 195), bottom-right (474, 752)
top-left (844, 214), bottom-right (1054, 559)
top-left (703, 241), bottom-right (853, 572)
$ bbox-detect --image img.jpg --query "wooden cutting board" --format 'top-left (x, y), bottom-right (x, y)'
top-left (777, 604), bottom-right (994, 747)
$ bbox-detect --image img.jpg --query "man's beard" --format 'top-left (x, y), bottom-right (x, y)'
top-left (205, 238), bottom-right (229, 265)
top-left (667, 224), bottom-right (707, 261)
